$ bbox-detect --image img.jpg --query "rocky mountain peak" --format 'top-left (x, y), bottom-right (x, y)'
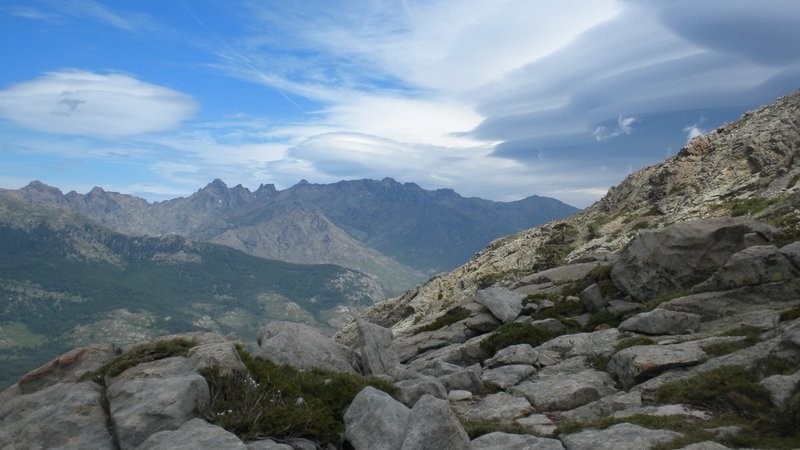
top-left (17, 180), bottom-right (67, 205)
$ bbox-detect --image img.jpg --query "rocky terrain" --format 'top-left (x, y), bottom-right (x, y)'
top-left (2, 212), bottom-right (799, 448)
top-left (3, 177), bottom-right (578, 295)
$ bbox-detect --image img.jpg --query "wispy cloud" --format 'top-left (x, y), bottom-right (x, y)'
top-left (37, 0), bottom-right (156, 32)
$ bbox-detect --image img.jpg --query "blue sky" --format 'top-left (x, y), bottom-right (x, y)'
top-left (0, 1), bottom-right (798, 207)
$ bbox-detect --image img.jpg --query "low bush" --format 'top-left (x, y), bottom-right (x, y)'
top-left (199, 345), bottom-right (397, 445)
top-left (585, 311), bottom-right (619, 330)
top-left (779, 306), bottom-right (800, 322)
top-left (81, 337), bottom-right (196, 383)
top-left (614, 336), bottom-right (656, 351)
top-left (480, 323), bottom-right (558, 355)
top-left (413, 306), bottom-right (471, 334)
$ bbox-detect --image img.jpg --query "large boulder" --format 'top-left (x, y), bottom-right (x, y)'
top-left (607, 342), bottom-right (707, 388)
top-left (255, 321), bottom-right (359, 373)
top-left (401, 395), bottom-right (470, 450)
top-left (469, 432), bottom-right (564, 450)
top-left (693, 245), bottom-right (799, 292)
top-left (481, 365), bottom-right (535, 389)
top-left (619, 309), bottom-right (702, 335)
top-left (394, 377), bottom-right (448, 407)
top-left (474, 287), bottom-right (526, 323)
top-left (611, 217), bottom-right (775, 301)
top-left (451, 392), bottom-right (533, 423)
top-left (485, 344), bottom-right (541, 368)
top-left (344, 386), bottom-right (410, 450)
top-left (136, 418), bottom-right (247, 450)
top-left (560, 423), bottom-right (681, 450)
top-left (107, 356), bottom-right (210, 449)
top-left (0, 381), bottom-right (115, 449)
top-left (438, 367), bottom-right (483, 393)
top-left (510, 369), bottom-right (616, 411)
top-left (357, 319), bottom-right (401, 376)
top-left (188, 341), bottom-right (246, 375)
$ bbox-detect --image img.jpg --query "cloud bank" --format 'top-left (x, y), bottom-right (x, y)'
top-left (0, 70), bottom-right (198, 137)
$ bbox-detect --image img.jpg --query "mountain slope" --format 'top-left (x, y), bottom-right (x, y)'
top-left (0, 195), bottom-right (383, 387)
top-left (341, 90), bottom-right (800, 337)
top-left (4, 178), bottom-right (578, 295)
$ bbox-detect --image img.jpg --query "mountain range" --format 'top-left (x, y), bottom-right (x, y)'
top-left (0, 177), bottom-right (576, 387)
top-left (3, 177), bottom-right (578, 296)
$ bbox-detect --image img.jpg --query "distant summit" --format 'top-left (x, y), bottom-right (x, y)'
top-left (2, 178), bottom-right (578, 296)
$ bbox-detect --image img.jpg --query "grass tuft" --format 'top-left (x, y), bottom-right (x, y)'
top-left (199, 345), bottom-right (398, 445)
top-left (480, 323), bottom-right (559, 355)
top-left (413, 306), bottom-right (470, 334)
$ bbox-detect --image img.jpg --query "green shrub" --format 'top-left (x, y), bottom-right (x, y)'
top-left (200, 346), bottom-right (398, 445)
top-left (531, 299), bottom-right (584, 320)
top-left (721, 324), bottom-right (761, 343)
top-left (480, 323), bottom-right (558, 355)
top-left (779, 306), bottom-right (800, 322)
top-left (788, 174), bottom-right (800, 190)
top-left (614, 336), bottom-right (656, 351)
top-left (585, 311), bottom-right (619, 330)
top-left (81, 337), bottom-right (196, 383)
top-left (657, 365), bottom-right (771, 419)
top-left (726, 197), bottom-right (779, 217)
top-left (413, 306), bottom-right (470, 334)
top-left (644, 290), bottom-right (689, 311)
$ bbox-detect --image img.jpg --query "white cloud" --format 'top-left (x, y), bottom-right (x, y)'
top-left (0, 70), bottom-right (199, 137)
top-left (683, 116), bottom-right (708, 143)
top-left (593, 115), bottom-right (639, 141)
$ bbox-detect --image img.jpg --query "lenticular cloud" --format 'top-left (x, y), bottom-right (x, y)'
top-left (0, 70), bottom-right (198, 137)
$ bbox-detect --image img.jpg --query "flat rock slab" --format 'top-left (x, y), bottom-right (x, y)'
top-left (536, 329), bottom-right (621, 361)
top-left (522, 262), bottom-right (605, 285)
top-left (485, 344), bottom-right (540, 368)
top-left (510, 369), bottom-right (616, 411)
top-left (607, 342), bottom-right (707, 388)
top-left (136, 418), bottom-right (247, 450)
top-left (474, 287), bottom-right (525, 323)
top-left (0, 381), bottom-right (115, 449)
top-left (558, 391), bottom-right (642, 424)
top-left (18, 343), bottom-right (117, 394)
top-left (107, 356), bottom-right (210, 450)
top-left (561, 423), bottom-right (682, 450)
top-left (481, 364), bottom-right (535, 389)
top-left (469, 431), bottom-right (564, 450)
top-left (451, 392), bottom-right (533, 423)
top-left (619, 309), bottom-right (701, 335)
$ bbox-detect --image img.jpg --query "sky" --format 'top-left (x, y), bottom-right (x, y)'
top-left (0, 1), bottom-right (798, 208)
